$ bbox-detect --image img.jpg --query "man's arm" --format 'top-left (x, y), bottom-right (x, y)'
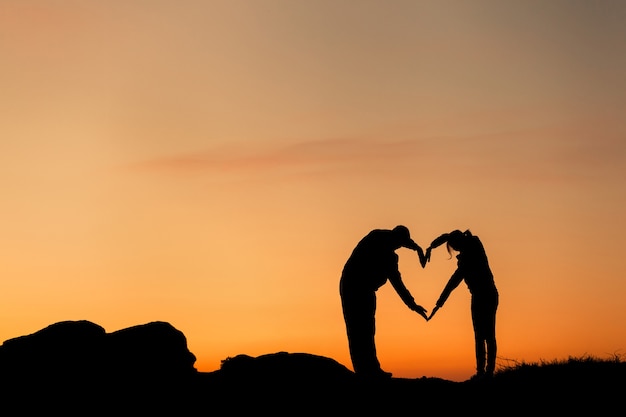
top-left (389, 272), bottom-right (428, 320)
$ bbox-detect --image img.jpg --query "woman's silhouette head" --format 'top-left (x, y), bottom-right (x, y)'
top-left (446, 229), bottom-right (472, 256)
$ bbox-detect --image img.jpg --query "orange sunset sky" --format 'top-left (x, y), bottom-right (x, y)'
top-left (1, 1), bottom-right (625, 382)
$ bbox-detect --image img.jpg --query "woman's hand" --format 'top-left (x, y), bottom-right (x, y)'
top-left (425, 247), bottom-right (432, 264)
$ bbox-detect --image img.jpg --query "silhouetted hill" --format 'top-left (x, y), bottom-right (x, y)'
top-left (1, 320), bottom-right (623, 414)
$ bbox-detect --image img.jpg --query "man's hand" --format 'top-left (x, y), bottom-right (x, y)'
top-left (411, 304), bottom-right (428, 321)
top-left (417, 246), bottom-right (427, 268)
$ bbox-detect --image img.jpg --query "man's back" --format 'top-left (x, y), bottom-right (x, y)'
top-left (341, 229), bottom-right (397, 292)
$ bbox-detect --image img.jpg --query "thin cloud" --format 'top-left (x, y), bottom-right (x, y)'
top-left (135, 137), bottom-right (435, 175)
top-left (132, 127), bottom-right (624, 185)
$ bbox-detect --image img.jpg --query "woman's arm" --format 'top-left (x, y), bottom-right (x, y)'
top-left (424, 233), bottom-right (449, 265)
top-left (429, 233), bottom-right (449, 250)
top-left (435, 269), bottom-right (464, 308)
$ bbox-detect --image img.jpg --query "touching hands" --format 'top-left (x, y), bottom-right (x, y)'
top-left (418, 246), bottom-right (432, 268)
top-left (426, 305), bottom-right (440, 321)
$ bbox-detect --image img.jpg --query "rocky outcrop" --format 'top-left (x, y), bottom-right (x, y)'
top-left (0, 320), bottom-right (108, 378)
top-left (106, 321), bottom-right (197, 378)
top-left (0, 320), bottom-right (196, 379)
top-left (0, 319), bottom-right (197, 411)
top-left (218, 351), bottom-right (354, 381)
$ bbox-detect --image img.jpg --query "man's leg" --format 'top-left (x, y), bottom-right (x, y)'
top-left (342, 291), bottom-right (382, 375)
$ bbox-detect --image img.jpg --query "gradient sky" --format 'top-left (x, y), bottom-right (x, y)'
top-left (1, 0), bottom-right (625, 381)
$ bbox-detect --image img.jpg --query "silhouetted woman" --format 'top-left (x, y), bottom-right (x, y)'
top-left (340, 225), bottom-right (428, 379)
top-left (425, 229), bottom-right (499, 380)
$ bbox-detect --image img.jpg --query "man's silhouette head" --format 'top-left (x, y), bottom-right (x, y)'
top-left (392, 225), bottom-right (419, 251)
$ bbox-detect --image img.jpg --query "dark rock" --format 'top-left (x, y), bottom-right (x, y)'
top-left (105, 321), bottom-right (197, 379)
top-left (0, 319), bottom-right (197, 409)
top-left (206, 351), bottom-right (359, 413)
top-left (0, 320), bottom-right (106, 378)
top-left (218, 351), bottom-right (353, 381)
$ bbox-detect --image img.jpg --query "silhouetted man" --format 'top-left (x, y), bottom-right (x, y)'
top-left (340, 225), bottom-right (428, 379)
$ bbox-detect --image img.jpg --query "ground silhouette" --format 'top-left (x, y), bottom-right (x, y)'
top-left (0, 320), bottom-right (623, 414)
